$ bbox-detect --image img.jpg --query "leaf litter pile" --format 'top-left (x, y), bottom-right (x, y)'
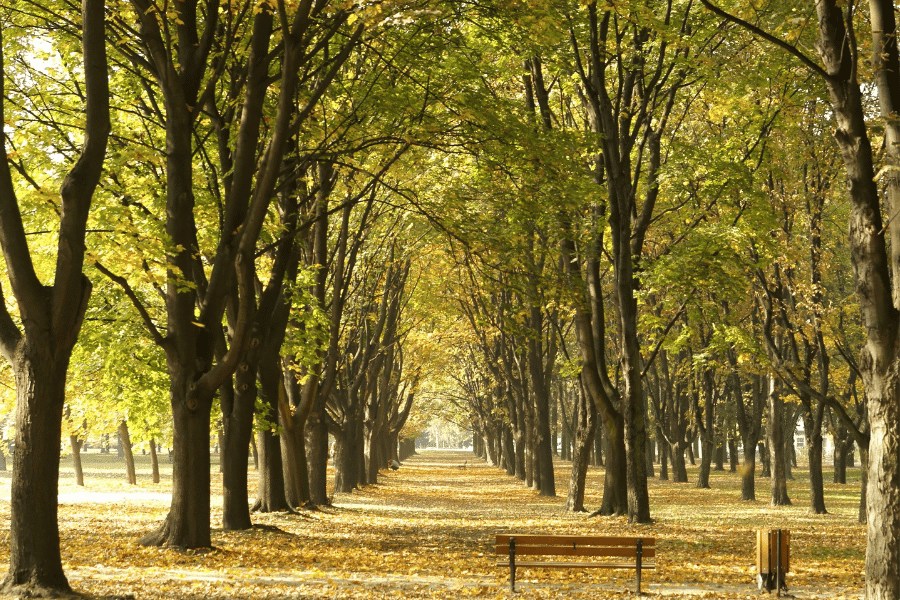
top-left (0, 451), bottom-right (864, 599)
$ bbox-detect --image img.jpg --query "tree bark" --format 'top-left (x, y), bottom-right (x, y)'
top-left (565, 376), bottom-right (597, 512)
top-left (221, 372), bottom-right (254, 529)
top-left (139, 398), bottom-right (213, 548)
top-left (767, 378), bottom-right (791, 506)
top-left (70, 435), bottom-right (84, 487)
top-left (305, 409), bottom-right (330, 505)
top-left (149, 438), bottom-right (160, 484)
top-left (119, 421), bottom-right (137, 485)
top-left (0, 0), bottom-right (109, 592)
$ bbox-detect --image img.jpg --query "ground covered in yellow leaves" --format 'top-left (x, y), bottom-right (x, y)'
top-left (0, 450), bottom-right (864, 599)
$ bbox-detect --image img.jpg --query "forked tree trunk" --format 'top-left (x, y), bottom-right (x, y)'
top-left (565, 380), bottom-right (597, 512)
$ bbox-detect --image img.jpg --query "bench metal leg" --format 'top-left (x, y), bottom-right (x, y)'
top-left (636, 538), bottom-right (643, 595)
top-left (509, 537), bottom-right (517, 592)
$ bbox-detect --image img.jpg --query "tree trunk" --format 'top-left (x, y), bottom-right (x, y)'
top-left (139, 398), bottom-right (212, 548)
top-left (593, 410), bottom-right (627, 516)
top-left (714, 443), bottom-right (725, 471)
top-left (728, 438), bottom-right (738, 473)
top-left (3, 358), bottom-right (71, 595)
top-left (149, 438), bottom-right (160, 484)
top-left (281, 414), bottom-right (309, 508)
top-left (305, 408), bottom-right (330, 505)
top-left (221, 372), bottom-right (255, 530)
top-left (118, 421), bottom-right (136, 485)
top-left (252, 427), bottom-right (290, 513)
top-left (803, 405), bottom-right (827, 514)
top-left (859, 444), bottom-right (868, 524)
top-left (566, 378), bottom-right (597, 512)
top-left (70, 435), bottom-right (84, 487)
top-left (696, 437), bottom-right (713, 489)
top-left (740, 433), bottom-right (759, 501)
top-left (334, 422), bottom-right (362, 493)
top-left (768, 379), bottom-right (791, 506)
top-left (834, 438), bottom-right (849, 483)
top-left (807, 431), bottom-right (827, 514)
top-left (759, 443), bottom-right (771, 478)
top-left (670, 442), bottom-right (688, 483)
top-left (502, 426), bottom-right (516, 477)
top-left (658, 437), bottom-right (669, 481)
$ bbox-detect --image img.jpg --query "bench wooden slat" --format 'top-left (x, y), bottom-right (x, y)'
top-left (496, 534), bottom-right (655, 547)
top-left (495, 533), bottom-right (656, 594)
top-left (495, 545), bottom-right (656, 559)
top-left (496, 561), bottom-right (656, 569)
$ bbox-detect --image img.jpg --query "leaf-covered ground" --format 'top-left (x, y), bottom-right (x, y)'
top-left (0, 450), bottom-right (865, 599)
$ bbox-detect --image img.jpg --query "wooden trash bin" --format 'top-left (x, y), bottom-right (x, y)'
top-left (756, 529), bottom-right (789, 594)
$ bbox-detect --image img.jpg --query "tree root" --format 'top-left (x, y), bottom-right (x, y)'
top-left (137, 515), bottom-right (170, 547)
top-left (0, 578), bottom-right (78, 599)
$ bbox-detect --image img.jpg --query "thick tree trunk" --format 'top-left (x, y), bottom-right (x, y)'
top-left (139, 398), bottom-right (212, 548)
top-left (3, 358), bottom-right (71, 595)
top-left (859, 445), bottom-right (868, 524)
top-left (70, 435), bottom-right (84, 487)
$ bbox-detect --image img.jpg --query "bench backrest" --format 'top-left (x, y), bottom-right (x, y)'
top-left (495, 534), bottom-right (656, 559)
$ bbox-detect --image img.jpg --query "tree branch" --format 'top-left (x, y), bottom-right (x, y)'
top-left (699, 0), bottom-right (833, 82)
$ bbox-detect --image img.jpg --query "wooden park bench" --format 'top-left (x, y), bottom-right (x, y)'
top-left (495, 533), bottom-right (656, 593)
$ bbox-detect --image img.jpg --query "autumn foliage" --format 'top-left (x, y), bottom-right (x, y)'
top-left (0, 450), bottom-right (863, 599)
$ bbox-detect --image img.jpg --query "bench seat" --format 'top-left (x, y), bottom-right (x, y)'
top-left (495, 534), bottom-right (656, 593)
